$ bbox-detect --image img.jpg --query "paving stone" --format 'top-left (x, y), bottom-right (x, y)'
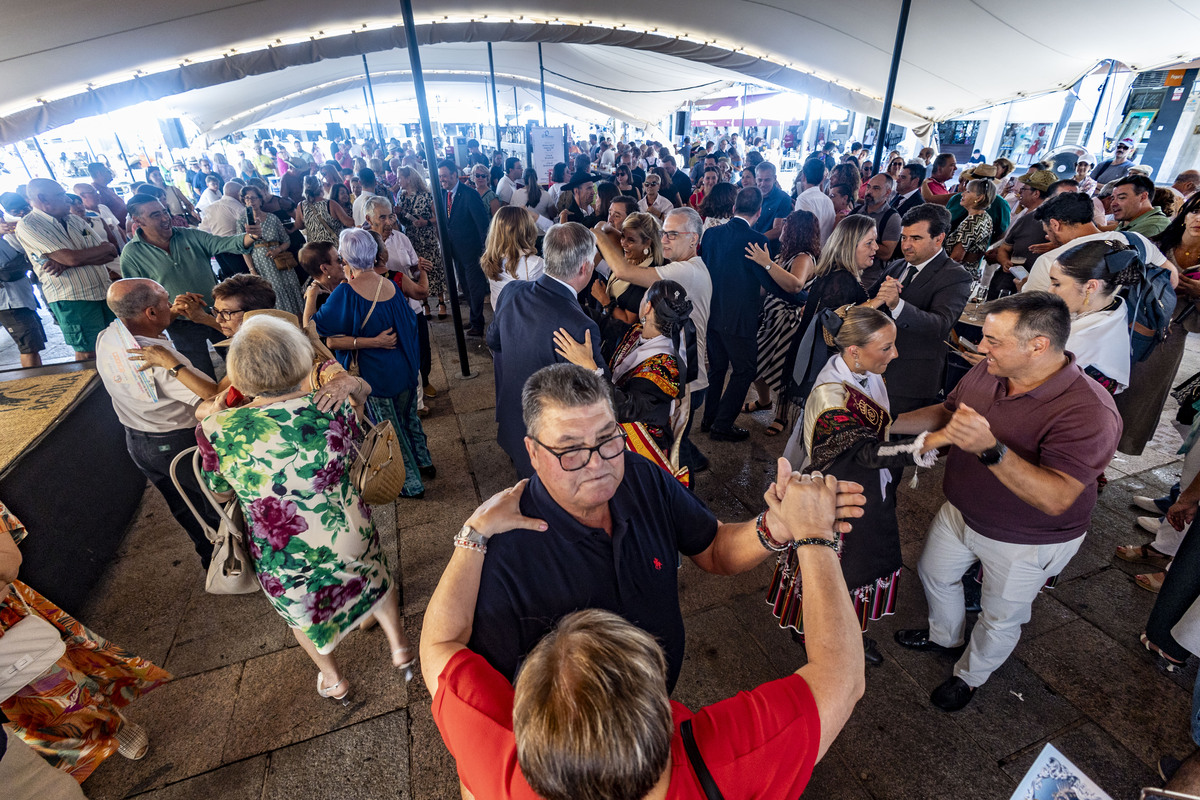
top-left (83, 664), bottom-right (243, 799)
top-left (726, 590), bottom-right (809, 678)
top-left (1001, 721), bottom-right (1158, 800)
top-left (125, 756), bottom-right (268, 800)
top-left (164, 589), bottom-right (296, 678)
top-left (802, 746), bottom-right (873, 799)
top-left (464, 439), bottom-right (520, 499)
top-left (456, 408), bottom-right (498, 444)
top-left (223, 630), bottom-right (410, 761)
top-left (677, 556), bottom-right (775, 617)
top-left (398, 520), bottom-right (456, 616)
top-left (1017, 618), bottom-right (1193, 768)
top-left (408, 699), bottom-right (462, 800)
top-left (261, 712), bottom-right (410, 800)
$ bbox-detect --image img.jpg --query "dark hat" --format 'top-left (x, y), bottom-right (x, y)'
top-left (562, 171), bottom-right (598, 192)
top-left (0, 192), bottom-right (30, 215)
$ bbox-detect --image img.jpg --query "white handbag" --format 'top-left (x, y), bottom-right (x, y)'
top-left (170, 447), bottom-right (261, 595)
top-left (0, 594), bottom-right (66, 703)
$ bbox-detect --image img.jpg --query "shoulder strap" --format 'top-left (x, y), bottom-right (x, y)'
top-left (1120, 231), bottom-right (1149, 263)
top-left (358, 278), bottom-right (385, 333)
top-left (680, 720), bottom-right (726, 800)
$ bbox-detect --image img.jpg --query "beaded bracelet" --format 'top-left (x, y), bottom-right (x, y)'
top-left (453, 538), bottom-right (487, 555)
top-left (795, 536), bottom-right (840, 554)
top-left (756, 512), bottom-right (790, 552)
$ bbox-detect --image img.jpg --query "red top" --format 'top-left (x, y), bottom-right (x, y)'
top-left (432, 649), bottom-right (821, 799)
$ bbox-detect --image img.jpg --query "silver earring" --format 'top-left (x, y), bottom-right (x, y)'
top-left (643, 247), bottom-right (650, 256)
top-left (854, 357), bottom-right (862, 371)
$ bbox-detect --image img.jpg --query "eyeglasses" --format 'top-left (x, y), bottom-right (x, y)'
top-left (530, 432), bottom-right (625, 471)
top-left (662, 230), bottom-right (693, 241)
top-left (210, 307), bottom-right (246, 321)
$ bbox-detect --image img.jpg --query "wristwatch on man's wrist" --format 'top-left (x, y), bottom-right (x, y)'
top-left (977, 441), bottom-right (1008, 466)
top-left (168, 363), bottom-right (185, 377)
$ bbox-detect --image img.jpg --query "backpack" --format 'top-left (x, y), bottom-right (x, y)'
top-left (0, 237), bottom-right (32, 283)
top-left (1120, 232), bottom-right (1177, 362)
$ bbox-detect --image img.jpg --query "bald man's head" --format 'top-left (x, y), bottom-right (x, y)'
top-left (72, 183), bottom-right (102, 211)
top-left (107, 279), bottom-right (170, 329)
top-left (223, 180), bottom-right (244, 198)
top-left (26, 179), bottom-right (70, 219)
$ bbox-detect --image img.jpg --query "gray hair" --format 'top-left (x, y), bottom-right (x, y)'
top-left (226, 315), bottom-right (314, 397)
top-left (338, 227), bottom-right (378, 272)
top-left (542, 223), bottom-right (596, 281)
top-left (665, 207), bottom-right (702, 238)
top-left (106, 279), bottom-right (163, 320)
top-left (364, 194), bottom-right (393, 218)
top-left (223, 180), bottom-right (244, 198)
top-left (754, 161), bottom-right (777, 176)
top-left (521, 364), bottom-right (615, 439)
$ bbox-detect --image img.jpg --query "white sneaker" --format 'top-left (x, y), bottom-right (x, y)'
top-left (1138, 515), bottom-right (1162, 534)
top-left (1132, 495), bottom-right (1165, 514)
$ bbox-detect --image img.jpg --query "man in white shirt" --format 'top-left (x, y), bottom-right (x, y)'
top-left (195, 180), bottom-right (248, 280)
top-left (352, 167), bottom-right (380, 227)
top-left (72, 183), bottom-right (124, 246)
top-left (96, 278), bottom-right (220, 568)
top-left (794, 158), bottom-right (835, 243)
top-left (496, 157), bottom-right (523, 204)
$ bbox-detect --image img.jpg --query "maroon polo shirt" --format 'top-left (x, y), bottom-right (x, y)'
top-left (942, 353), bottom-right (1121, 545)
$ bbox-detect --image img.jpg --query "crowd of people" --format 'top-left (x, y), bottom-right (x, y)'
top-left (4, 126), bottom-right (1200, 798)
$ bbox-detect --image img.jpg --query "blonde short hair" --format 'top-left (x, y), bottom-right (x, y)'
top-left (227, 315), bottom-right (313, 397)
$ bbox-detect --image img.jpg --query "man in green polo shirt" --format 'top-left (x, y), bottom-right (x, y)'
top-left (120, 193), bottom-right (258, 377)
top-left (1112, 174), bottom-right (1171, 238)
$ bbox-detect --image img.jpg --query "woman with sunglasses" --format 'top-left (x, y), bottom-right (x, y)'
top-left (469, 166), bottom-right (502, 217)
top-left (613, 165), bottom-right (641, 200)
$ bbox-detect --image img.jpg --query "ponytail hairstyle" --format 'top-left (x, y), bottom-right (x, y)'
top-left (821, 304), bottom-right (893, 351)
top-left (522, 168), bottom-right (542, 209)
top-left (645, 279), bottom-right (698, 385)
top-left (1055, 239), bottom-right (1143, 296)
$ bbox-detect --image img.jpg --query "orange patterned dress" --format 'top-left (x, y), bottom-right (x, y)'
top-left (0, 503), bottom-right (171, 782)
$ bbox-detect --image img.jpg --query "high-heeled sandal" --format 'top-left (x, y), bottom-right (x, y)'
top-left (1141, 632), bottom-right (1186, 672)
top-left (317, 672), bottom-right (351, 705)
top-left (437, 302), bottom-right (447, 320)
top-left (116, 720), bottom-right (150, 760)
top-left (393, 645), bottom-right (417, 683)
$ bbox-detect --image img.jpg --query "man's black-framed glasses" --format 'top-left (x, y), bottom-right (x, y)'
top-left (530, 432), bottom-right (626, 471)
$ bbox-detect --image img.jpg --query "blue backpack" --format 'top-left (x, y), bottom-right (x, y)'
top-left (1121, 232), bottom-right (1176, 362)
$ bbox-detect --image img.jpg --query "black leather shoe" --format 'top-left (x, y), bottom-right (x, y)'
top-left (930, 676), bottom-right (975, 711)
top-left (419, 464), bottom-right (437, 480)
top-left (864, 636), bottom-right (884, 666)
top-left (708, 426), bottom-right (750, 442)
top-left (466, 327), bottom-right (484, 338)
top-left (700, 421), bottom-right (713, 433)
top-left (894, 628), bottom-right (963, 655)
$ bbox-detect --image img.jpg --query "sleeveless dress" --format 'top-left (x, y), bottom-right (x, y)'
top-left (299, 198), bottom-right (344, 245)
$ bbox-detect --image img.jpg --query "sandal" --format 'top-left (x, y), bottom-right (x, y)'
top-left (437, 302), bottom-right (447, 320)
top-left (116, 721), bottom-right (149, 760)
top-left (393, 645), bottom-right (417, 683)
top-left (1141, 632), bottom-right (1185, 672)
top-left (1116, 543), bottom-right (1171, 568)
top-left (317, 672), bottom-right (351, 704)
top-left (764, 419), bottom-right (786, 437)
top-left (1135, 571), bottom-right (1166, 593)
top-left (741, 399), bottom-right (771, 414)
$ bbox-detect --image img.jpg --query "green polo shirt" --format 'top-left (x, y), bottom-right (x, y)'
top-left (1118, 207), bottom-right (1171, 238)
top-left (120, 227), bottom-right (249, 305)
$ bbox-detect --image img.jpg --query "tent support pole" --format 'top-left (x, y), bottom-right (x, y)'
top-left (10, 145), bottom-right (33, 179)
top-left (741, 82), bottom-right (747, 135)
top-left (487, 43), bottom-right (502, 153)
top-left (32, 136), bottom-right (56, 181)
top-left (111, 131), bottom-right (134, 183)
top-left (1083, 59), bottom-right (1116, 152)
top-left (397, 0), bottom-right (473, 377)
top-left (538, 44), bottom-right (548, 126)
top-left (873, 0), bottom-right (911, 171)
top-left (362, 54), bottom-right (384, 145)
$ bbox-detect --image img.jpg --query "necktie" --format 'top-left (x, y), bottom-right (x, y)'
top-left (901, 266), bottom-right (919, 290)
top-left (890, 194), bottom-right (902, 209)
top-left (446, 189), bottom-right (453, 217)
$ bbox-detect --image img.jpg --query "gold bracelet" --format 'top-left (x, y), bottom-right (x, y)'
top-left (352, 337), bottom-right (357, 350)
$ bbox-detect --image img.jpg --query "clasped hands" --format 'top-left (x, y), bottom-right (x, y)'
top-left (871, 276), bottom-right (901, 310)
top-left (762, 457), bottom-right (865, 543)
top-left (933, 403), bottom-right (996, 456)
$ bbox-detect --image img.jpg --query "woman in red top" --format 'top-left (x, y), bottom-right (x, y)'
top-left (688, 167), bottom-right (719, 214)
top-left (421, 453), bottom-right (868, 800)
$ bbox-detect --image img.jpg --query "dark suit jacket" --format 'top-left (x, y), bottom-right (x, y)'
top-left (700, 217), bottom-right (800, 339)
top-left (891, 190), bottom-right (924, 217)
top-left (880, 251), bottom-right (972, 401)
top-left (444, 183), bottom-right (488, 267)
top-left (486, 274), bottom-right (606, 477)
top-left (664, 170), bottom-right (692, 208)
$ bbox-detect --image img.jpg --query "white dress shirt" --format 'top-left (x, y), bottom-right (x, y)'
top-left (795, 186), bottom-right (836, 243)
top-left (890, 253), bottom-right (939, 317)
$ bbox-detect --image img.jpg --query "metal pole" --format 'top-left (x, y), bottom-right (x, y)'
top-left (31, 137), bottom-right (56, 180)
top-left (487, 43), bottom-right (503, 153)
top-left (397, 0), bottom-right (472, 377)
top-left (741, 82), bottom-right (747, 135)
top-left (10, 144), bottom-right (33, 179)
top-left (362, 54), bottom-right (384, 145)
top-left (872, 0), bottom-right (912, 172)
top-left (538, 43), bottom-right (548, 126)
top-left (111, 132), bottom-right (135, 184)
top-left (1051, 74), bottom-right (1084, 150)
top-left (1082, 59), bottom-right (1116, 152)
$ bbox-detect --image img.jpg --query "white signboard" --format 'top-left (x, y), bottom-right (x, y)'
top-left (527, 125), bottom-right (567, 186)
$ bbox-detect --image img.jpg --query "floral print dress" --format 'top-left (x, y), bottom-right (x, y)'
top-left (199, 397), bottom-right (392, 654)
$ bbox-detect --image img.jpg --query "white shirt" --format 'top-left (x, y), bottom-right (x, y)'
top-left (95, 203), bottom-right (121, 235)
top-left (489, 254), bottom-right (546, 310)
top-left (1023, 230), bottom-right (1167, 294)
top-left (352, 191), bottom-right (377, 227)
top-left (599, 149), bottom-right (616, 173)
top-left (496, 175), bottom-right (520, 204)
top-left (381, 230), bottom-right (422, 314)
top-left (638, 194), bottom-right (674, 220)
top-left (891, 253), bottom-right (940, 318)
top-left (795, 186), bottom-right (836, 243)
top-left (654, 255), bottom-right (712, 392)
top-left (96, 323), bottom-right (201, 432)
top-left (199, 195), bottom-right (245, 237)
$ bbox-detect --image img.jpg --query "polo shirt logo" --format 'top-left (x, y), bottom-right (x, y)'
top-left (653, 557), bottom-right (663, 570)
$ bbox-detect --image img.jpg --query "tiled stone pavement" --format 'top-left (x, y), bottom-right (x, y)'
top-left (69, 315), bottom-right (1200, 799)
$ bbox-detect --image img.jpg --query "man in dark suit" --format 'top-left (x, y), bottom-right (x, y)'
top-left (891, 162), bottom-right (926, 217)
top-left (437, 159), bottom-right (490, 336)
top-left (700, 187), bottom-right (805, 441)
top-left (487, 222), bottom-right (606, 477)
top-left (873, 204), bottom-right (972, 414)
top-left (660, 155), bottom-right (693, 208)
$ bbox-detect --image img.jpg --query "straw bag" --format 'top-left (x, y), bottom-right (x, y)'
top-left (0, 593), bottom-right (66, 703)
top-left (169, 448), bottom-right (260, 595)
top-left (350, 414), bottom-right (407, 505)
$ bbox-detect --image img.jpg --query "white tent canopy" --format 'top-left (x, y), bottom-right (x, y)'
top-left (2, 1), bottom-right (1199, 144)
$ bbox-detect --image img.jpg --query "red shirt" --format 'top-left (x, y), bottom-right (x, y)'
top-left (432, 649), bottom-right (821, 799)
top-left (926, 179), bottom-right (949, 195)
top-left (943, 354), bottom-right (1121, 545)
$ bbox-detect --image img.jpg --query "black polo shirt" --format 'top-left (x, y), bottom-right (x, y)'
top-left (468, 452), bottom-right (719, 691)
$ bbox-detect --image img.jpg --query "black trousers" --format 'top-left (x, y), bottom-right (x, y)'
top-left (417, 313), bottom-right (431, 383)
top-left (702, 328), bottom-right (757, 431)
top-left (1147, 519), bottom-right (1200, 662)
top-left (451, 254), bottom-right (489, 332)
top-left (214, 252), bottom-right (249, 281)
top-left (125, 427), bottom-right (217, 568)
top-left (167, 318), bottom-right (224, 379)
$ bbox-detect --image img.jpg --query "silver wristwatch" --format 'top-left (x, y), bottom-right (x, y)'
top-left (454, 524), bottom-right (490, 547)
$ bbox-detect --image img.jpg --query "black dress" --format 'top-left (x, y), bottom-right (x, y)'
top-left (782, 268), bottom-right (869, 407)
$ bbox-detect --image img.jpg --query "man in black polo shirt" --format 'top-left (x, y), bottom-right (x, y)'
top-left (466, 363), bottom-right (864, 691)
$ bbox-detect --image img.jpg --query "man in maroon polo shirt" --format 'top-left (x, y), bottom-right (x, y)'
top-left (890, 292), bottom-right (1121, 711)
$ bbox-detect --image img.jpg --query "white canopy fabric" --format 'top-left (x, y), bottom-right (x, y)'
top-left (2, 1), bottom-right (1199, 144)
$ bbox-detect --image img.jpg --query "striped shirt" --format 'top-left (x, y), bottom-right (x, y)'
top-left (14, 208), bottom-right (112, 303)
